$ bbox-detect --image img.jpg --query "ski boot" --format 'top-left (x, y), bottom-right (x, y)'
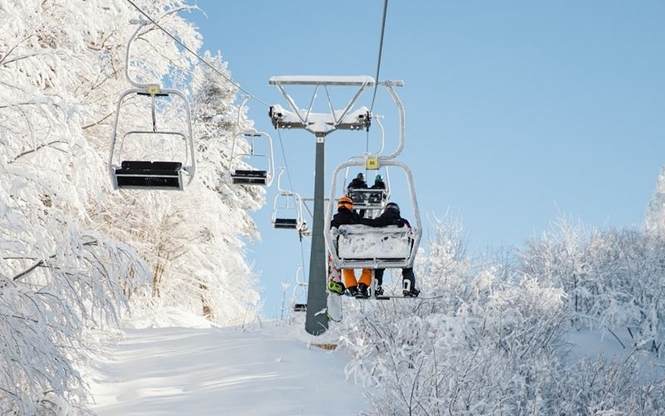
top-left (328, 280), bottom-right (345, 295)
top-left (402, 280), bottom-right (420, 297)
top-left (375, 285), bottom-right (384, 297)
top-left (356, 283), bottom-right (369, 298)
top-left (345, 286), bottom-right (359, 297)
top-left (403, 287), bottom-right (420, 297)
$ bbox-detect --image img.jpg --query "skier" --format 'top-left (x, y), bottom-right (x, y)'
top-left (361, 201), bottom-right (420, 297)
top-left (346, 172), bottom-right (368, 218)
top-left (368, 174), bottom-right (387, 205)
top-left (370, 174), bottom-right (385, 191)
top-left (330, 196), bottom-right (372, 297)
top-left (346, 172), bottom-right (367, 192)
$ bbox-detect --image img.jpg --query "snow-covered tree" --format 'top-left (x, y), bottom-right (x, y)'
top-left (339, 218), bottom-right (665, 415)
top-left (645, 166), bottom-right (665, 234)
top-left (520, 218), bottom-right (665, 355)
top-left (1, 0), bottom-right (265, 412)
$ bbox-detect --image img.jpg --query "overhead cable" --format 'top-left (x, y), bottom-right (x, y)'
top-left (369, 0), bottom-right (389, 114)
top-left (124, 0), bottom-right (270, 107)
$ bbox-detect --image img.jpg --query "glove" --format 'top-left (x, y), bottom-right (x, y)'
top-left (393, 219), bottom-right (406, 227)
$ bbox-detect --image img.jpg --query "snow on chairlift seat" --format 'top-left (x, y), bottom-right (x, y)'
top-left (333, 224), bottom-right (413, 268)
top-left (114, 160), bottom-right (183, 190)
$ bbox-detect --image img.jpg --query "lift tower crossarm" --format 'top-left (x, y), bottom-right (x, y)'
top-left (269, 75), bottom-right (376, 86)
top-left (269, 75), bottom-right (374, 136)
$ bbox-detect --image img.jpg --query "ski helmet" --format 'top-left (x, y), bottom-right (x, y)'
top-left (356, 172), bottom-right (365, 180)
top-left (338, 196), bottom-right (354, 209)
top-left (386, 202), bottom-right (400, 213)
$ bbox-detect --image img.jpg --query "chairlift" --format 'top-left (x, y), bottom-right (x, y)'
top-left (271, 168), bottom-right (307, 232)
top-left (109, 21), bottom-right (195, 191)
top-left (326, 158), bottom-right (421, 270)
top-left (230, 96), bottom-right (275, 186)
top-left (291, 265), bottom-right (307, 312)
top-left (230, 132), bottom-right (274, 185)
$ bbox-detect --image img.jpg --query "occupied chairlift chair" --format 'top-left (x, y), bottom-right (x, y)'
top-left (327, 159), bottom-right (421, 270)
top-left (324, 81), bottom-right (422, 271)
top-left (109, 21), bottom-right (195, 191)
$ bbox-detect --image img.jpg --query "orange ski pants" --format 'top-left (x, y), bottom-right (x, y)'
top-left (342, 268), bottom-right (372, 289)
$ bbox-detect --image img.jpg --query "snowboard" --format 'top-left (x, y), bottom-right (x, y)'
top-left (326, 253), bottom-right (343, 322)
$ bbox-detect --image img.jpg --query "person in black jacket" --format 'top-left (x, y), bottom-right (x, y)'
top-left (368, 174), bottom-right (387, 205)
top-left (346, 172), bottom-right (367, 192)
top-left (370, 174), bottom-right (385, 190)
top-left (361, 201), bottom-right (420, 297)
top-left (330, 196), bottom-right (372, 297)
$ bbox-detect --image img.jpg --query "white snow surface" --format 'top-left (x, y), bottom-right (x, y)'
top-left (89, 317), bottom-right (366, 416)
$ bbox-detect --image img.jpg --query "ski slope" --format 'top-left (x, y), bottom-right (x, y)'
top-left (89, 318), bottom-right (366, 416)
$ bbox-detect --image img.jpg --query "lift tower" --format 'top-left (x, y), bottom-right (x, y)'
top-left (268, 75), bottom-right (374, 335)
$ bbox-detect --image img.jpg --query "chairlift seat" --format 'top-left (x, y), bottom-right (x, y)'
top-left (292, 303), bottom-right (307, 312)
top-left (232, 169), bottom-right (268, 185)
top-left (114, 160), bottom-right (183, 190)
top-left (274, 218), bottom-right (299, 229)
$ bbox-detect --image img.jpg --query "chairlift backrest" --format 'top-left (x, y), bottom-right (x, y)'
top-left (334, 224), bottom-right (414, 269)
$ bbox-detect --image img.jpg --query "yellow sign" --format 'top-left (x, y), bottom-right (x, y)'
top-left (365, 156), bottom-right (379, 170)
top-left (147, 84), bottom-right (161, 95)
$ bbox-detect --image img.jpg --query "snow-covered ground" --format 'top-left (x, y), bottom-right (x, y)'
top-left (88, 317), bottom-right (367, 416)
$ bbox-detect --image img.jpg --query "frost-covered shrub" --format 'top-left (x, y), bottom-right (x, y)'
top-left (520, 219), bottom-right (665, 354)
top-left (339, 218), bottom-right (665, 415)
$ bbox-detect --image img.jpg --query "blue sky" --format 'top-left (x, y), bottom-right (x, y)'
top-left (186, 1), bottom-right (665, 318)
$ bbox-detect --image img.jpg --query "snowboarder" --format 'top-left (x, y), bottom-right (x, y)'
top-left (370, 174), bottom-right (385, 191)
top-left (361, 201), bottom-right (420, 297)
top-left (330, 196), bottom-right (372, 297)
top-left (368, 174), bottom-right (387, 205)
top-left (346, 173), bottom-right (369, 218)
top-left (346, 172), bottom-right (367, 192)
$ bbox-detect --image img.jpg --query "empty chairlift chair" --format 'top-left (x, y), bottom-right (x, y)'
top-left (109, 86), bottom-right (195, 191)
top-left (271, 191), bottom-right (306, 230)
top-left (271, 168), bottom-right (307, 231)
top-left (109, 23), bottom-right (195, 191)
top-left (229, 131), bottom-right (274, 186)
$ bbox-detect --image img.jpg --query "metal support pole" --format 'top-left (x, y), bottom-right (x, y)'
top-left (305, 134), bottom-right (328, 335)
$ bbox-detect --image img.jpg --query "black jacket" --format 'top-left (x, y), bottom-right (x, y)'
top-left (370, 179), bottom-right (386, 190)
top-left (361, 208), bottom-right (409, 228)
top-left (347, 178), bottom-right (367, 190)
top-left (331, 207), bottom-right (362, 228)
